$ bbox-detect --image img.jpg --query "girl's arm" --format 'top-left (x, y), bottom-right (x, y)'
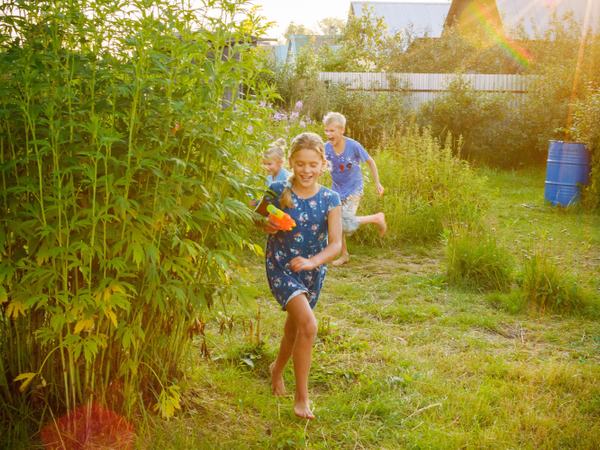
top-left (289, 205), bottom-right (342, 272)
top-left (366, 157), bottom-right (384, 196)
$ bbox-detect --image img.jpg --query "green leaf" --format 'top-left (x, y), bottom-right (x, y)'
top-left (131, 242), bottom-right (144, 268)
top-left (14, 372), bottom-right (37, 393)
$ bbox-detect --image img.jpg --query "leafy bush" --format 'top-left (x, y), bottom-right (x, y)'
top-left (268, 38), bottom-right (339, 118)
top-left (419, 78), bottom-right (517, 166)
top-left (573, 88), bottom-right (600, 211)
top-left (0, 0), bottom-right (271, 438)
top-left (351, 127), bottom-right (487, 245)
top-left (445, 227), bottom-right (514, 292)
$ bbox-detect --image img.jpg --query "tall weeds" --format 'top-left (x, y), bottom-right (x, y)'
top-left (0, 0), bottom-right (272, 440)
top-left (353, 127), bottom-right (487, 245)
top-left (445, 226), bottom-right (514, 292)
top-left (521, 249), bottom-right (590, 313)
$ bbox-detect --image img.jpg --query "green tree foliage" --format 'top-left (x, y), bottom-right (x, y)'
top-left (284, 22), bottom-right (314, 40)
top-left (419, 79), bottom-right (519, 166)
top-left (573, 88), bottom-right (600, 210)
top-left (335, 7), bottom-right (405, 72)
top-left (388, 28), bottom-right (524, 74)
top-left (318, 17), bottom-right (345, 36)
top-left (0, 0), bottom-right (272, 440)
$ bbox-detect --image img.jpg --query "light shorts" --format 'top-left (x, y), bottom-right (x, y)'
top-left (341, 193), bottom-right (361, 235)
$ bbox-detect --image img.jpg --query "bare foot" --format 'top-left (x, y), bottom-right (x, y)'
top-left (270, 362), bottom-right (286, 396)
top-left (331, 253), bottom-right (350, 267)
top-left (376, 212), bottom-right (387, 237)
top-left (294, 400), bottom-right (315, 420)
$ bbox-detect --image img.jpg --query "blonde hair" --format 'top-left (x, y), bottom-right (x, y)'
top-left (280, 132), bottom-right (327, 209)
top-left (323, 111), bottom-right (346, 129)
top-left (263, 138), bottom-right (287, 162)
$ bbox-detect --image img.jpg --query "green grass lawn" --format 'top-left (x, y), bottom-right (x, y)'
top-left (142, 168), bottom-right (600, 449)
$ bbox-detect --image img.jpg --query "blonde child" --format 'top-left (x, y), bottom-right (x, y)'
top-left (323, 112), bottom-right (386, 266)
top-left (263, 138), bottom-right (291, 185)
top-left (256, 132), bottom-right (342, 419)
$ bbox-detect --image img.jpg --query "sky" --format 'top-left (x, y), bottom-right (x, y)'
top-left (251, 0), bottom-right (451, 40)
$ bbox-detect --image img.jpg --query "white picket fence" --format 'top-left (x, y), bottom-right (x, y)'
top-left (318, 72), bottom-right (533, 108)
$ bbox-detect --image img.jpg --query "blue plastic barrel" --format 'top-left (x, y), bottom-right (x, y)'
top-left (544, 140), bottom-right (590, 206)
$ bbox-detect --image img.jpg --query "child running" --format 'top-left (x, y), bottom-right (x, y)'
top-left (256, 132), bottom-right (342, 419)
top-left (323, 112), bottom-right (386, 266)
top-left (263, 138), bottom-right (291, 185)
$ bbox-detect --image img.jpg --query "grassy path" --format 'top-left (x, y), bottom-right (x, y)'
top-left (144, 169), bottom-right (600, 449)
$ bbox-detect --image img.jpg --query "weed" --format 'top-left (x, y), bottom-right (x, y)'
top-left (353, 127), bottom-right (487, 245)
top-left (445, 226), bottom-right (515, 292)
top-left (522, 250), bottom-right (591, 313)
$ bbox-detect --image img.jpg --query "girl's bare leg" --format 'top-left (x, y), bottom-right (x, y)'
top-left (285, 294), bottom-right (317, 419)
top-left (270, 315), bottom-right (296, 396)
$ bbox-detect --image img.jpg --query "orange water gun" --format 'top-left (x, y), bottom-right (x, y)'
top-left (267, 204), bottom-right (296, 231)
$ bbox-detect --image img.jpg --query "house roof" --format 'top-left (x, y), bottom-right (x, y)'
top-left (283, 34), bottom-right (339, 64)
top-left (350, 1), bottom-right (452, 38)
top-left (496, 0), bottom-right (600, 38)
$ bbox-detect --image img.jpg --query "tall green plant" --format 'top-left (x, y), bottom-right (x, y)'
top-left (445, 226), bottom-right (514, 292)
top-left (0, 0), bottom-right (272, 441)
top-left (352, 127), bottom-right (487, 245)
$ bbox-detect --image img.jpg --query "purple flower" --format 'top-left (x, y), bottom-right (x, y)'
top-left (299, 120), bottom-right (306, 128)
top-left (294, 100), bottom-right (303, 111)
top-left (290, 111), bottom-right (299, 120)
top-left (246, 124), bottom-right (254, 134)
top-left (273, 112), bottom-right (287, 121)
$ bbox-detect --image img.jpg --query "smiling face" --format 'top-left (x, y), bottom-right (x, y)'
top-left (262, 157), bottom-right (283, 177)
top-left (290, 148), bottom-right (325, 189)
top-left (324, 122), bottom-right (345, 147)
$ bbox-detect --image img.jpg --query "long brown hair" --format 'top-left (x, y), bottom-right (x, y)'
top-left (280, 132), bottom-right (327, 209)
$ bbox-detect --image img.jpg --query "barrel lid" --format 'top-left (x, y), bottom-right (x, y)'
top-left (549, 139), bottom-right (587, 146)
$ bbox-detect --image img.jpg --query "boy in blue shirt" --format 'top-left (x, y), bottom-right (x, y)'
top-left (323, 112), bottom-right (386, 266)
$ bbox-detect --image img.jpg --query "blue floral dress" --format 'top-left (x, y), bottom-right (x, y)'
top-left (265, 181), bottom-right (341, 310)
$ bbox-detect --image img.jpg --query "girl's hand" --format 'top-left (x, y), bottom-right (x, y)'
top-left (289, 256), bottom-right (317, 272)
top-left (375, 182), bottom-right (384, 196)
top-left (260, 217), bottom-right (280, 234)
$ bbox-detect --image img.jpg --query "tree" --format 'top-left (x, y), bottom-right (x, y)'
top-left (335, 7), bottom-right (406, 71)
top-left (318, 17), bottom-right (345, 36)
top-left (284, 22), bottom-right (314, 39)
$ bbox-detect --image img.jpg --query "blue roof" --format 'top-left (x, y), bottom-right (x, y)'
top-left (350, 1), bottom-right (452, 38)
top-left (496, 0), bottom-right (600, 38)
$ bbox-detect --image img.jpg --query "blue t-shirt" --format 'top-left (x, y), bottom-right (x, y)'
top-left (325, 137), bottom-right (370, 201)
top-left (266, 167), bottom-right (291, 186)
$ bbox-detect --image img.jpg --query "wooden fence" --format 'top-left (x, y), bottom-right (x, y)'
top-left (318, 72), bottom-right (533, 108)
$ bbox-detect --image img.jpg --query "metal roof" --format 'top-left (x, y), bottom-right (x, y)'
top-left (350, 1), bottom-right (452, 38)
top-left (496, 0), bottom-right (600, 38)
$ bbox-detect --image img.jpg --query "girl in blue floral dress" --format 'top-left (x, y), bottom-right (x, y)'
top-left (256, 132), bottom-right (342, 420)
